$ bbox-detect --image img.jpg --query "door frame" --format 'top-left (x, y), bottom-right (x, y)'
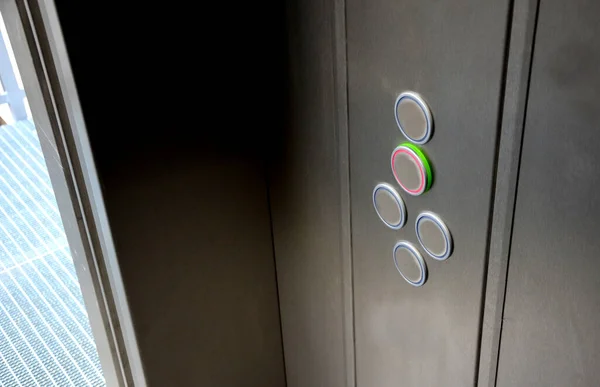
top-left (0, 0), bottom-right (145, 385)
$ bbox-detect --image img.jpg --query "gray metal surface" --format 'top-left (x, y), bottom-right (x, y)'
top-left (374, 188), bottom-right (401, 225)
top-left (103, 157), bottom-right (286, 387)
top-left (373, 183), bottom-right (406, 229)
top-left (416, 213), bottom-right (451, 260)
top-left (394, 249), bottom-right (423, 284)
top-left (52, 0), bottom-right (288, 385)
top-left (269, 0), bottom-right (354, 384)
top-left (418, 219), bottom-right (446, 255)
top-left (395, 93), bottom-right (431, 144)
top-left (396, 99), bottom-right (427, 140)
top-left (496, 0), bottom-right (600, 385)
top-left (346, 0), bottom-right (511, 384)
top-left (477, 0), bottom-right (540, 385)
top-left (393, 242), bottom-right (426, 287)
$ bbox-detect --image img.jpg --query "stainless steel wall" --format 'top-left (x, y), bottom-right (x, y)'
top-left (54, 1), bottom-right (287, 386)
top-left (277, 0), bottom-right (600, 384)
top-left (496, 0), bottom-right (600, 385)
top-left (345, 0), bottom-right (511, 385)
top-left (52, 0), bottom-right (600, 385)
top-left (269, 0), bottom-right (353, 384)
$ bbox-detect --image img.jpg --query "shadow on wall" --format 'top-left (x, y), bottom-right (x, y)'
top-left (53, 0), bottom-right (291, 386)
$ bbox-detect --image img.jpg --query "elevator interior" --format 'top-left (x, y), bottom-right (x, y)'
top-left (8, 0), bottom-right (600, 386)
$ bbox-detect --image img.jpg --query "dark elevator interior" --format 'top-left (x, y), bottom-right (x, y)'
top-left (37, 0), bottom-right (600, 386)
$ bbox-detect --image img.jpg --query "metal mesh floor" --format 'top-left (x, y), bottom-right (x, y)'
top-left (0, 120), bottom-right (105, 386)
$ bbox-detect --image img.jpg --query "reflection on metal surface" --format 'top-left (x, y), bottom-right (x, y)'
top-left (391, 143), bottom-right (432, 196)
top-left (394, 92), bottom-right (433, 144)
top-left (373, 183), bottom-right (406, 230)
top-left (393, 241), bottom-right (427, 287)
top-left (416, 211), bottom-right (453, 261)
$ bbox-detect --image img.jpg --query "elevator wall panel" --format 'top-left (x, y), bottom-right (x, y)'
top-left (346, 0), bottom-right (510, 385)
top-left (53, 1), bottom-right (287, 385)
top-left (497, 1), bottom-right (600, 386)
top-left (269, 0), bottom-right (352, 385)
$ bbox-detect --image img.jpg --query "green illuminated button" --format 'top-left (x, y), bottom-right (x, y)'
top-left (391, 143), bottom-right (433, 196)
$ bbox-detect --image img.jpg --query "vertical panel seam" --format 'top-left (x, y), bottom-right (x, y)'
top-left (266, 1), bottom-right (291, 384)
top-left (332, 0), bottom-right (355, 384)
top-left (476, 0), bottom-right (542, 385)
top-left (473, 0), bottom-right (516, 383)
top-left (264, 168), bottom-right (289, 387)
top-left (492, 0), bottom-right (542, 385)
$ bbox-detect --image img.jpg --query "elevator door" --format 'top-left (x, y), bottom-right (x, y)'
top-left (496, 0), bottom-right (600, 386)
top-left (346, 0), bottom-right (510, 385)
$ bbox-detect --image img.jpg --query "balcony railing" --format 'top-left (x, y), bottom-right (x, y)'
top-left (0, 15), bottom-right (27, 123)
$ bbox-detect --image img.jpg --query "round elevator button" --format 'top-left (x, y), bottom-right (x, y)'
top-left (372, 183), bottom-right (406, 230)
top-left (393, 241), bottom-right (427, 287)
top-left (416, 211), bottom-right (453, 261)
top-left (394, 92), bottom-right (433, 144)
top-left (391, 143), bottom-right (433, 196)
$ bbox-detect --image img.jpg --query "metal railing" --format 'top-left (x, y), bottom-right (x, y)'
top-left (0, 18), bottom-right (27, 122)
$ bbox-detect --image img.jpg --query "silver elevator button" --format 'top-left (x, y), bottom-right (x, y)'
top-left (373, 183), bottom-right (406, 229)
top-left (394, 91), bottom-right (433, 144)
top-left (415, 211), bottom-right (453, 261)
top-left (393, 241), bottom-right (427, 286)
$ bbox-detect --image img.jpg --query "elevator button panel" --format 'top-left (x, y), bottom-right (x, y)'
top-left (395, 91), bottom-right (433, 144)
top-left (416, 211), bottom-right (453, 261)
top-left (369, 92), bottom-right (454, 287)
top-left (373, 183), bottom-right (406, 229)
top-left (391, 143), bottom-right (432, 196)
top-left (393, 241), bottom-right (427, 287)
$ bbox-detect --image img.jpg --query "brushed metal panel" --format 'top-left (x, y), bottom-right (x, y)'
top-left (346, 0), bottom-right (510, 385)
top-left (269, 0), bottom-right (353, 384)
top-left (103, 156), bottom-right (285, 387)
top-left (497, 0), bottom-right (600, 385)
top-left (53, 0), bottom-right (288, 385)
top-left (477, 0), bottom-right (539, 385)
